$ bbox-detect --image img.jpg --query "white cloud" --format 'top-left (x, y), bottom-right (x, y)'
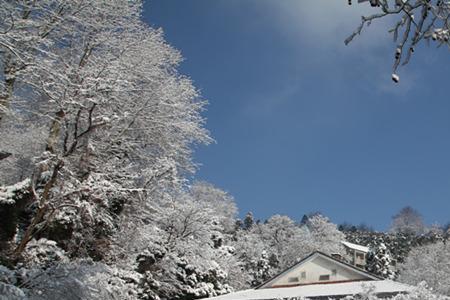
top-left (256, 0), bottom-right (418, 95)
top-left (265, 0), bottom-right (398, 54)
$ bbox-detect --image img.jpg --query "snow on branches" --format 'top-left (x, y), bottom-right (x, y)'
top-left (346, 0), bottom-right (450, 82)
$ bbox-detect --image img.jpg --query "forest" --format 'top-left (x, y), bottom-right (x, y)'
top-left (1, 1), bottom-right (450, 300)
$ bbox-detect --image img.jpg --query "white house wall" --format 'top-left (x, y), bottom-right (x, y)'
top-left (265, 255), bottom-right (370, 287)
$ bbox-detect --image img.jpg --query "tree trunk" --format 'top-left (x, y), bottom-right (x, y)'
top-left (13, 160), bottom-right (64, 257)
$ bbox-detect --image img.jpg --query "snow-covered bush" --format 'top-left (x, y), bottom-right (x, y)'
top-left (0, 179), bottom-right (32, 251)
top-left (0, 179), bottom-right (30, 206)
top-left (22, 238), bottom-right (68, 268)
top-left (20, 261), bottom-right (141, 300)
top-left (339, 282), bottom-right (449, 300)
top-left (139, 253), bottom-right (233, 300)
top-left (392, 282), bottom-right (450, 300)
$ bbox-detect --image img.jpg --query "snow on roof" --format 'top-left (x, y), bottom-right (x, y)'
top-left (342, 241), bottom-right (370, 253)
top-left (207, 280), bottom-right (414, 300)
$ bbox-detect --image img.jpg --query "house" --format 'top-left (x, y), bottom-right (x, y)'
top-left (257, 251), bottom-right (377, 288)
top-left (207, 251), bottom-right (413, 300)
top-left (341, 241), bottom-right (370, 269)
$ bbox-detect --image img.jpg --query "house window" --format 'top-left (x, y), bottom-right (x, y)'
top-left (301, 272), bottom-right (306, 279)
top-left (288, 277), bottom-right (299, 283)
top-left (332, 269), bottom-right (337, 276)
top-left (319, 275), bottom-right (330, 281)
top-left (356, 253), bottom-right (365, 260)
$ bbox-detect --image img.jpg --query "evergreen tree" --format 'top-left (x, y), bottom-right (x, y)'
top-left (366, 242), bottom-right (396, 279)
top-left (243, 212), bottom-right (255, 231)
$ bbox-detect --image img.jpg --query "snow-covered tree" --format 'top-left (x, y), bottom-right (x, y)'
top-left (189, 181), bottom-right (238, 234)
top-left (426, 223), bottom-right (446, 239)
top-left (390, 206), bottom-right (426, 235)
top-left (366, 242), bottom-right (397, 279)
top-left (0, 0), bottom-right (211, 260)
top-left (347, 0), bottom-right (450, 82)
top-left (230, 213), bottom-right (347, 290)
top-left (232, 224), bottom-right (278, 288)
top-left (398, 241), bottom-right (450, 296)
top-left (305, 214), bottom-right (346, 255)
top-left (243, 212), bottom-right (255, 230)
top-left (0, 1), bottom-right (221, 299)
top-left (256, 215), bottom-right (312, 269)
top-left (111, 182), bottom-right (239, 299)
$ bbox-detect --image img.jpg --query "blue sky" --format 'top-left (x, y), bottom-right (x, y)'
top-left (144, 0), bottom-right (450, 230)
